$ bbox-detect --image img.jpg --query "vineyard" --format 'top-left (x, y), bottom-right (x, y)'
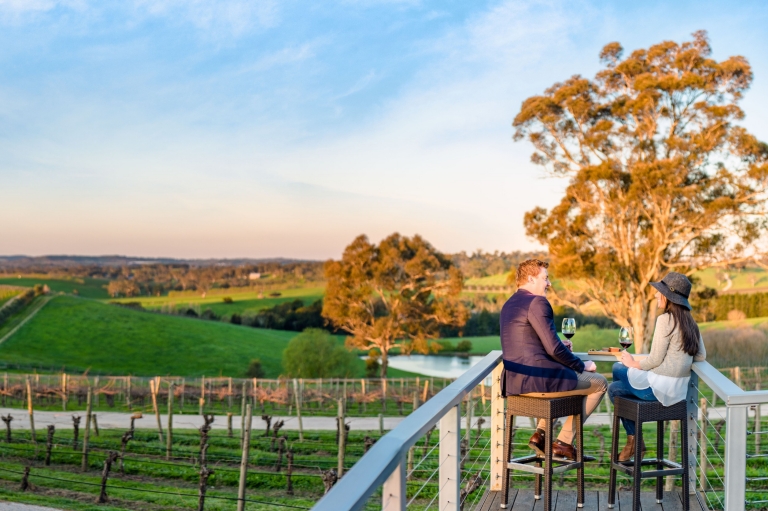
top-left (0, 369), bottom-right (766, 509)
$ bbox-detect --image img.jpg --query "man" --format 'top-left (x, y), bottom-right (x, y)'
top-left (500, 259), bottom-right (607, 460)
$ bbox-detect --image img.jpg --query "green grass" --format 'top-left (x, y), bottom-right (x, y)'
top-left (447, 324), bottom-right (622, 355)
top-left (112, 286), bottom-right (325, 317)
top-left (0, 295), bottom-right (425, 379)
top-left (0, 276), bottom-right (111, 299)
top-left (464, 273), bottom-right (512, 287)
top-left (695, 267), bottom-right (768, 292)
top-left (0, 296), bottom-right (298, 377)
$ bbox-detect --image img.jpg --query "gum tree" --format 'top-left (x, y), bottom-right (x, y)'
top-left (514, 31), bottom-right (768, 352)
top-left (323, 233), bottom-right (467, 377)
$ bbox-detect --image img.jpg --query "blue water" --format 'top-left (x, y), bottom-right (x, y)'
top-left (385, 355), bottom-right (486, 378)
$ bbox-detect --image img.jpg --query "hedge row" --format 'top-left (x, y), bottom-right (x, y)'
top-left (0, 289), bottom-right (36, 327)
top-left (714, 292), bottom-right (768, 320)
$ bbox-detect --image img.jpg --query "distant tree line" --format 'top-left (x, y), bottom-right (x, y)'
top-left (711, 292), bottom-right (768, 321)
top-left (439, 305), bottom-right (618, 338)
top-left (0, 261), bottom-right (325, 297)
top-left (450, 250), bottom-right (547, 279)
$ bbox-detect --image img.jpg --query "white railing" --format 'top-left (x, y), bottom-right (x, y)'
top-left (312, 352), bottom-right (761, 511)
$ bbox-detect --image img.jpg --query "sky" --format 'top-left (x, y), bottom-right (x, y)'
top-left (1, 0), bottom-right (767, 260)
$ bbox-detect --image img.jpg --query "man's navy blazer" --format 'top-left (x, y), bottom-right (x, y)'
top-left (500, 289), bottom-right (585, 396)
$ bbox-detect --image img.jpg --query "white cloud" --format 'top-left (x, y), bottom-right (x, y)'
top-left (0, 0), bottom-right (85, 17)
top-left (131, 0), bottom-right (279, 36)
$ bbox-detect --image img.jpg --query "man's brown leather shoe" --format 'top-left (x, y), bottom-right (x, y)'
top-left (552, 439), bottom-right (576, 460)
top-left (528, 429), bottom-right (546, 457)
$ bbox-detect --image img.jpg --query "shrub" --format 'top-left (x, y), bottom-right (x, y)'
top-left (282, 328), bottom-right (357, 378)
top-left (200, 308), bottom-right (218, 320)
top-left (230, 313), bottom-right (242, 325)
top-left (365, 350), bottom-right (381, 377)
top-left (246, 359), bottom-right (266, 378)
top-left (0, 289), bottom-right (35, 327)
top-left (703, 325), bottom-right (768, 368)
top-left (727, 309), bottom-right (747, 321)
top-left (456, 340), bottom-right (473, 353)
top-left (222, 297), bottom-right (234, 304)
top-left (110, 302), bottom-right (144, 311)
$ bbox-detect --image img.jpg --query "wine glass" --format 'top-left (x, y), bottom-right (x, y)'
top-left (619, 326), bottom-right (633, 351)
top-left (562, 318), bottom-right (576, 341)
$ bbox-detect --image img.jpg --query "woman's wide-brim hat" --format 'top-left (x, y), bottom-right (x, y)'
top-left (650, 272), bottom-right (692, 310)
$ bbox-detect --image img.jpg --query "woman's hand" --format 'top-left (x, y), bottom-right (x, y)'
top-left (620, 350), bottom-right (640, 368)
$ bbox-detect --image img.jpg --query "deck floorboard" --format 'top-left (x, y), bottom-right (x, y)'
top-left (476, 490), bottom-right (707, 511)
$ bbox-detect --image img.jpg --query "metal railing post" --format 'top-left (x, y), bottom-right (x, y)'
top-left (686, 372), bottom-right (699, 495)
top-left (724, 405), bottom-right (747, 511)
top-left (382, 456), bottom-right (406, 511)
top-left (490, 362), bottom-right (504, 491)
top-left (440, 404), bottom-right (461, 511)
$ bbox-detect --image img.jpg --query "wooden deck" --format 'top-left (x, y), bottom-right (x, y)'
top-left (475, 490), bottom-right (710, 511)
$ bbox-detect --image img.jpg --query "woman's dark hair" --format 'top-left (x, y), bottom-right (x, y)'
top-left (665, 300), bottom-right (701, 356)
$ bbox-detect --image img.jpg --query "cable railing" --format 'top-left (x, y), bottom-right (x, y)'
top-left (314, 352), bottom-right (768, 511)
top-left (312, 351), bottom-right (503, 511)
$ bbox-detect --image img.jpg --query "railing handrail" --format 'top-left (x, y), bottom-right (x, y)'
top-left (311, 350), bottom-right (503, 511)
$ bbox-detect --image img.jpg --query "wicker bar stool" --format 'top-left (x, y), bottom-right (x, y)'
top-left (608, 397), bottom-right (689, 511)
top-left (501, 394), bottom-right (588, 511)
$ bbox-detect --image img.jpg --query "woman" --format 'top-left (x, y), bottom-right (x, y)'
top-left (608, 272), bottom-right (707, 461)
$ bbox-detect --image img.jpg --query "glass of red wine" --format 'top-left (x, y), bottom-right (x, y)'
top-left (562, 318), bottom-right (576, 344)
top-left (619, 326), bottom-right (633, 351)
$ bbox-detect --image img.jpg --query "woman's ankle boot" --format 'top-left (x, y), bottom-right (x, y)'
top-left (618, 435), bottom-right (635, 462)
top-left (618, 435), bottom-right (647, 462)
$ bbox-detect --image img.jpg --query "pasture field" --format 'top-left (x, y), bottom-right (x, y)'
top-left (0, 276), bottom-right (111, 299)
top-left (696, 267), bottom-right (768, 292)
top-left (464, 273), bottom-right (511, 287)
top-left (0, 296), bottom-right (420, 378)
top-left (111, 286), bottom-right (325, 318)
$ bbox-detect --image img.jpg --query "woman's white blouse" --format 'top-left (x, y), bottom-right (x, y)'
top-left (627, 367), bottom-right (690, 406)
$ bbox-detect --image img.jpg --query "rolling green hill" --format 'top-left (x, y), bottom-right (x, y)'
top-left (0, 295), bottom-right (421, 378)
top-left (0, 295), bottom-right (297, 377)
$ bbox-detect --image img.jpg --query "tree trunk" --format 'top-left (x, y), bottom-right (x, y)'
top-left (629, 296), bottom-right (654, 354)
top-left (380, 350), bottom-right (388, 378)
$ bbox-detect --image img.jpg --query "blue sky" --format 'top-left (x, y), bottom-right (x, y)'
top-left (1, 0), bottom-right (767, 259)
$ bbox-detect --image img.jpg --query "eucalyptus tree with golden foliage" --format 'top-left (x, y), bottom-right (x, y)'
top-left (322, 233), bottom-right (467, 377)
top-left (514, 31), bottom-right (768, 353)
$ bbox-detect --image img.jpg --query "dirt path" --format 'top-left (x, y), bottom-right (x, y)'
top-left (0, 503), bottom-right (63, 511)
top-left (0, 295), bottom-right (53, 346)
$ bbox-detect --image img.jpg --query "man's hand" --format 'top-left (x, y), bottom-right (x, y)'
top-left (583, 360), bottom-right (597, 372)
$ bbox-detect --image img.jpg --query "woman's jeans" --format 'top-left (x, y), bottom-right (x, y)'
top-left (608, 363), bottom-right (657, 435)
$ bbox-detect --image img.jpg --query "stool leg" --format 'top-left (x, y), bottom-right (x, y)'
top-left (656, 420), bottom-right (664, 503)
top-left (576, 410), bottom-right (584, 508)
top-left (501, 412), bottom-right (514, 508)
top-left (533, 461), bottom-right (541, 500)
top-left (633, 424), bottom-right (642, 511)
top-left (534, 416), bottom-right (543, 500)
top-left (681, 418), bottom-right (690, 511)
top-left (535, 459), bottom-right (542, 499)
top-left (608, 412), bottom-right (620, 508)
top-left (544, 418), bottom-right (553, 511)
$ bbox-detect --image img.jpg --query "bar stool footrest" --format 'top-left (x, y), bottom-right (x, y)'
top-left (611, 458), bottom-right (684, 477)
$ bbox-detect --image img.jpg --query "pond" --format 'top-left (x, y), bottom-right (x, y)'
top-left (385, 354), bottom-right (488, 378)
